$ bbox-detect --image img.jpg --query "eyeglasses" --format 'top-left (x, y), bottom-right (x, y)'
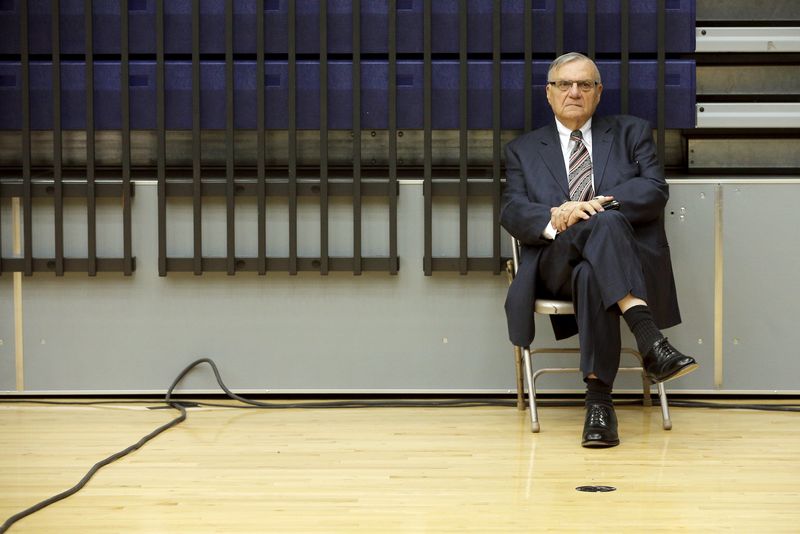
top-left (547, 80), bottom-right (600, 92)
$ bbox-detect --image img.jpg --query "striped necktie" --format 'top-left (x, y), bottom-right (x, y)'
top-left (568, 130), bottom-right (594, 201)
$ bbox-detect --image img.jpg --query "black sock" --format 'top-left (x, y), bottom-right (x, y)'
top-left (585, 378), bottom-right (613, 407)
top-left (622, 304), bottom-right (664, 355)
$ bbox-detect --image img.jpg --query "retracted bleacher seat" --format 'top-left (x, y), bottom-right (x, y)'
top-left (0, 0), bottom-right (695, 55)
top-left (0, 61), bottom-right (155, 130)
top-left (0, 0), bottom-right (399, 55)
top-left (0, 59), bottom-right (696, 131)
top-left (0, 0), bottom-right (162, 55)
top-left (500, 0), bottom-right (696, 54)
top-left (266, 0), bottom-right (696, 54)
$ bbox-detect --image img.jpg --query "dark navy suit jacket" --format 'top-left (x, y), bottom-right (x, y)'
top-left (500, 115), bottom-right (681, 347)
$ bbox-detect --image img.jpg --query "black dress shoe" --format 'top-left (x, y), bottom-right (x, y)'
top-left (643, 337), bottom-right (699, 384)
top-left (582, 402), bottom-right (619, 448)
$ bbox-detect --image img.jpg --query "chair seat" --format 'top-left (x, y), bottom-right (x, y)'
top-left (534, 299), bottom-right (574, 315)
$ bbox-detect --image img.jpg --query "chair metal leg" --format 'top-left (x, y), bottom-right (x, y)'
top-left (522, 348), bottom-right (540, 432)
top-left (514, 343), bottom-right (673, 433)
top-left (657, 381), bottom-right (672, 430)
top-left (641, 372), bottom-right (653, 407)
top-left (625, 348), bottom-right (653, 407)
top-left (513, 346), bottom-right (525, 411)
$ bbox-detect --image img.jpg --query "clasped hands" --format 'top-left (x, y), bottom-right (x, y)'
top-left (550, 195), bottom-right (614, 233)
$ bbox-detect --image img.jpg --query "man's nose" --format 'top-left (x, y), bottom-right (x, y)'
top-left (567, 82), bottom-right (582, 96)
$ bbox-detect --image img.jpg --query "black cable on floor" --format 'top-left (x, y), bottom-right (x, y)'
top-left (0, 360), bottom-right (196, 533)
top-left (2, 357), bottom-right (799, 531)
top-left (0, 399), bottom-right (159, 406)
top-left (7, 398), bottom-right (793, 411)
top-left (0, 407), bottom-right (186, 533)
top-left (668, 399), bottom-right (800, 412)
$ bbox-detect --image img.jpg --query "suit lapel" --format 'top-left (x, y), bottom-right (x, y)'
top-left (592, 117), bottom-right (614, 193)
top-left (538, 123), bottom-right (570, 199)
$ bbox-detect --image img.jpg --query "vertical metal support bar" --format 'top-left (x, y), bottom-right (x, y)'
top-left (388, 0), bottom-right (398, 275)
top-left (524, 0), bottom-right (532, 132)
top-left (620, 0), bottom-right (629, 114)
top-left (714, 185), bottom-right (724, 388)
top-left (156, 0), bottom-right (166, 276)
top-left (20, 0), bottom-right (32, 275)
top-left (491, 0), bottom-right (501, 274)
top-left (52, 0), bottom-right (64, 276)
top-left (352, 0), bottom-right (362, 275)
top-left (656, 0), bottom-right (666, 165)
top-left (458, 0), bottom-right (468, 275)
top-left (587, 0), bottom-right (595, 59)
top-left (12, 199), bottom-right (24, 389)
top-left (85, 0), bottom-right (96, 276)
top-left (423, 0), bottom-right (432, 276)
top-left (225, 0), bottom-right (235, 275)
top-left (619, 0), bottom-right (630, 114)
top-left (288, 0), bottom-right (297, 275)
top-left (192, 1), bottom-right (202, 275)
top-left (121, 0), bottom-right (132, 275)
top-left (555, 0), bottom-right (564, 57)
top-left (257, 0), bottom-right (266, 275)
top-left (319, 0), bottom-right (329, 275)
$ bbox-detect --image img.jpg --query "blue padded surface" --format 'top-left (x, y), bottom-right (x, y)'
top-left (0, 59), bottom-right (695, 130)
top-left (0, 61), bottom-right (156, 130)
top-left (0, 0), bottom-right (364, 55)
top-left (0, 0), bottom-right (128, 55)
top-left (0, 0), bottom-right (695, 55)
top-left (501, 0), bottom-right (696, 55)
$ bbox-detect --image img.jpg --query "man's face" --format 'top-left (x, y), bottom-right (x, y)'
top-left (545, 59), bottom-right (603, 129)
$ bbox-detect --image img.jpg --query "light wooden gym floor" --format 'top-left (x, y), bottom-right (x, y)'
top-left (2, 400), bottom-right (799, 533)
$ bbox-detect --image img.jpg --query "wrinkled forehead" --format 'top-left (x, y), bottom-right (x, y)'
top-left (550, 59), bottom-right (601, 81)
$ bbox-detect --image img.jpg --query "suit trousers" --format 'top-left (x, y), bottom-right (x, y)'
top-left (536, 210), bottom-right (649, 386)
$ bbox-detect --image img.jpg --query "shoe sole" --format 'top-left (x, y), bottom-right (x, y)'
top-left (650, 362), bottom-right (699, 384)
top-left (582, 439), bottom-right (620, 448)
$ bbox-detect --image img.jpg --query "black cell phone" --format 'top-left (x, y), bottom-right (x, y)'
top-left (601, 199), bottom-right (620, 210)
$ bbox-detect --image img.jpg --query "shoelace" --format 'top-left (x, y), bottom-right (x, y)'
top-left (653, 337), bottom-right (675, 356)
top-left (587, 404), bottom-right (611, 427)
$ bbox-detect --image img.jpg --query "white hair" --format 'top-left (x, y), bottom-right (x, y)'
top-left (547, 52), bottom-right (602, 83)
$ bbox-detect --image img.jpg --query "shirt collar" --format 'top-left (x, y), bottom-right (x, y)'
top-left (555, 117), bottom-right (593, 147)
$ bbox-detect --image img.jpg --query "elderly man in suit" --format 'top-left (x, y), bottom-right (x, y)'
top-left (501, 52), bottom-right (697, 448)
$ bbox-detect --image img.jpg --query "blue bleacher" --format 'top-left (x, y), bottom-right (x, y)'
top-left (0, 0), bottom-right (695, 55)
top-left (0, 59), bottom-right (695, 131)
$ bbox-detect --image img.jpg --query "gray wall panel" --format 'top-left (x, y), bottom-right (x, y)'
top-left (0, 276), bottom-right (13, 391)
top-left (1, 199), bottom-right (17, 391)
top-left (15, 183), bottom-right (517, 393)
top-left (660, 184), bottom-right (717, 390)
top-left (722, 184), bottom-right (800, 391)
top-left (2, 181), bottom-right (795, 393)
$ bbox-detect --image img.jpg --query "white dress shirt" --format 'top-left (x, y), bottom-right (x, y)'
top-left (542, 118), bottom-right (595, 240)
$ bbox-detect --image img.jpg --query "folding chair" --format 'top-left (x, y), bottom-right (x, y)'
top-left (506, 236), bottom-right (672, 433)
